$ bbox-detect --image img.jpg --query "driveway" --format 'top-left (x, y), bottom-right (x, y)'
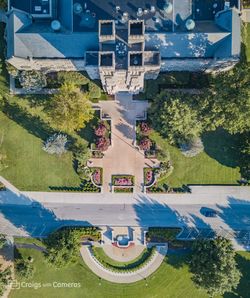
top-left (91, 92), bottom-right (157, 192)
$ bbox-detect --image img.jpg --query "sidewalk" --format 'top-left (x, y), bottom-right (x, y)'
top-left (80, 245), bottom-right (167, 283)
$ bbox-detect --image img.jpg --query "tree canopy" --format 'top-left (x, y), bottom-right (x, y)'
top-left (196, 63), bottom-right (250, 134)
top-left (190, 237), bottom-right (241, 297)
top-left (44, 228), bottom-right (81, 268)
top-left (149, 92), bottom-right (202, 145)
top-left (49, 83), bottom-right (94, 133)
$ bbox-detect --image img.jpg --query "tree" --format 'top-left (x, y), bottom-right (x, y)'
top-left (19, 71), bottom-right (47, 91)
top-left (239, 131), bottom-right (250, 181)
top-left (49, 83), bottom-right (94, 133)
top-left (191, 237), bottom-right (241, 297)
top-left (0, 265), bottom-right (11, 297)
top-left (44, 228), bottom-right (81, 268)
top-left (43, 133), bottom-right (68, 155)
top-left (197, 63), bottom-right (250, 134)
top-left (149, 92), bottom-right (202, 145)
top-left (15, 258), bottom-right (34, 279)
top-left (0, 0), bottom-right (7, 9)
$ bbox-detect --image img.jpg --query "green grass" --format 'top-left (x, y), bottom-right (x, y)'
top-left (0, 24), bottom-right (98, 190)
top-left (244, 23), bottom-right (250, 62)
top-left (150, 130), bottom-right (241, 187)
top-left (0, 111), bottom-right (81, 190)
top-left (10, 241), bottom-right (250, 298)
top-left (9, 243), bottom-right (209, 298)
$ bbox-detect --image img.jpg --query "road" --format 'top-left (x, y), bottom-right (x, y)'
top-left (1, 201), bottom-right (250, 237)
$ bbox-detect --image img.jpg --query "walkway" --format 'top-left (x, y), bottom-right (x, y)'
top-left (91, 92), bottom-right (158, 192)
top-left (80, 245), bottom-right (167, 283)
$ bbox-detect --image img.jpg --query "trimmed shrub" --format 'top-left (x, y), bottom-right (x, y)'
top-left (88, 82), bottom-right (101, 99)
top-left (94, 122), bottom-right (107, 137)
top-left (96, 137), bottom-right (110, 151)
top-left (43, 134), bottom-right (68, 155)
top-left (19, 71), bottom-right (47, 91)
top-left (139, 122), bottom-right (152, 136)
top-left (180, 137), bottom-right (204, 157)
top-left (57, 71), bottom-right (90, 86)
top-left (139, 137), bottom-right (152, 151)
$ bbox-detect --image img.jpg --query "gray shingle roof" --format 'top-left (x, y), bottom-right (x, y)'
top-left (6, 6), bottom-right (241, 60)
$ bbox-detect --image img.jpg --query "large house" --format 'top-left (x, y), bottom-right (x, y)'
top-left (5, 0), bottom-right (241, 94)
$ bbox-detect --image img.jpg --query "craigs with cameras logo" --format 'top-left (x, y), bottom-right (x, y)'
top-left (10, 281), bottom-right (81, 290)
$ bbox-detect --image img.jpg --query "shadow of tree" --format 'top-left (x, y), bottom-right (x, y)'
top-left (2, 101), bottom-right (54, 141)
top-left (0, 190), bottom-right (92, 237)
top-left (202, 129), bottom-right (241, 168)
top-left (165, 253), bottom-right (190, 269)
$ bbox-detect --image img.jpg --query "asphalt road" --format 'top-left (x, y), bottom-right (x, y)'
top-left (1, 202), bottom-right (250, 237)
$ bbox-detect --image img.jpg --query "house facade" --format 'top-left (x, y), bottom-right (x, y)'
top-left (6, 0), bottom-right (241, 94)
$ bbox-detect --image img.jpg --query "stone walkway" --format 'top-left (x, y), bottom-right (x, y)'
top-left (80, 245), bottom-right (167, 283)
top-left (91, 92), bottom-right (158, 193)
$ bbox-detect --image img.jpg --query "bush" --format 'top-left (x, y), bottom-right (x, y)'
top-left (94, 122), bottom-right (107, 137)
top-left (139, 122), bottom-right (152, 136)
top-left (146, 227), bottom-right (181, 243)
top-left (57, 71), bottom-right (90, 86)
top-left (139, 137), bottom-right (152, 151)
top-left (43, 134), bottom-right (68, 155)
top-left (180, 137), bottom-right (204, 157)
top-left (155, 161), bottom-right (173, 178)
top-left (74, 142), bottom-right (91, 167)
top-left (88, 82), bottom-right (101, 99)
top-left (6, 62), bottom-right (19, 78)
top-left (19, 71), bottom-right (47, 91)
top-left (15, 258), bottom-right (34, 279)
top-left (96, 137), bottom-right (110, 151)
top-left (77, 166), bottom-right (92, 180)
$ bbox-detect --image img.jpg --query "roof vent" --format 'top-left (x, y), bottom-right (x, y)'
top-left (51, 20), bottom-right (61, 31)
top-left (186, 19), bottom-right (195, 31)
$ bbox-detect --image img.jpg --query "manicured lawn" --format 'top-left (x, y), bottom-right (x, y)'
top-left (245, 23), bottom-right (250, 62)
top-left (150, 130), bottom-right (241, 187)
top-left (10, 242), bottom-right (209, 298)
top-left (0, 111), bottom-right (81, 190)
top-left (0, 24), bottom-right (95, 190)
top-left (10, 239), bottom-right (250, 298)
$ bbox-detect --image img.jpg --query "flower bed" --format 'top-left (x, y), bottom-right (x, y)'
top-left (91, 167), bottom-right (103, 186)
top-left (114, 187), bottom-right (134, 193)
top-left (94, 120), bottom-right (111, 152)
top-left (144, 168), bottom-right (155, 186)
top-left (112, 175), bottom-right (134, 186)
